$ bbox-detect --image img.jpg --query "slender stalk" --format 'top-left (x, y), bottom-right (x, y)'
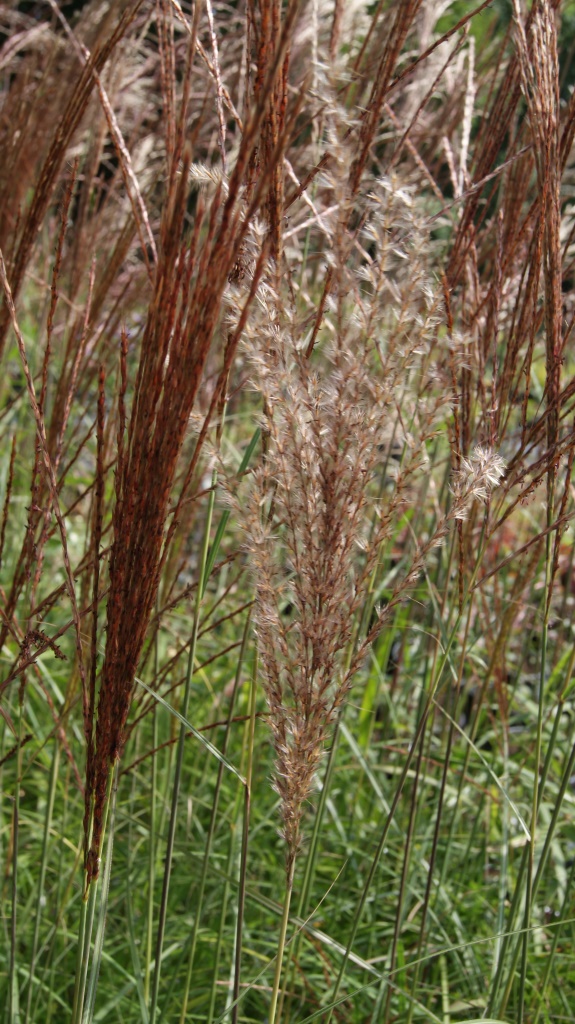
top-left (230, 644), bottom-right (258, 1024)
top-left (207, 823), bottom-right (235, 1024)
top-left (145, 702), bottom-right (158, 1007)
top-left (71, 764), bottom-right (116, 1024)
top-left (178, 610), bottom-right (251, 1023)
top-left (493, 725), bottom-right (510, 982)
top-left (42, 759), bottom-right (74, 1024)
top-left (517, 507), bottom-right (554, 1023)
top-left (145, 601), bottom-right (161, 1007)
top-left (82, 761), bottom-right (120, 1023)
top-left (379, 717), bottom-right (426, 1024)
top-left (24, 740), bottom-right (60, 1024)
top-left (268, 856), bottom-right (296, 1024)
top-left (70, 875), bottom-right (92, 1024)
top-left (149, 475), bottom-right (216, 1024)
top-left (8, 698), bottom-right (24, 1024)
top-left (276, 713), bottom-right (342, 1024)
top-left (126, 738), bottom-right (150, 1023)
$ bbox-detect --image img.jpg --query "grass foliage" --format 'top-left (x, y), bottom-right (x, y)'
top-left (1, 1), bottom-right (575, 1021)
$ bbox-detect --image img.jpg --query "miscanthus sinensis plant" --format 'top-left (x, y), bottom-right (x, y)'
top-left (233, 177), bottom-right (506, 1018)
top-left (3, 1), bottom-right (575, 1022)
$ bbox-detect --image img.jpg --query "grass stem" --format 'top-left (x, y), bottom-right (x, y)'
top-left (149, 473), bottom-right (216, 1023)
top-left (268, 856), bottom-right (295, 1024)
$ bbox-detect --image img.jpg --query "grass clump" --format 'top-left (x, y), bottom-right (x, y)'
top-left (1, 2), bottom-right (575, 1023)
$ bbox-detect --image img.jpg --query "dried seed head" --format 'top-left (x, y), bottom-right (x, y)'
top-left (452, 445), bottom-right (506, 518)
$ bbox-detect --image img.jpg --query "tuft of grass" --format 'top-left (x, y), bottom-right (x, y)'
top-left (1, 2), bottom-right (575, 1022)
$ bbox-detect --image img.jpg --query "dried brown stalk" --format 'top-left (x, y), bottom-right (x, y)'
top-left (0, 250), bottom-right (86, 696)
top-left (0, 0), bottom-right (147, 358)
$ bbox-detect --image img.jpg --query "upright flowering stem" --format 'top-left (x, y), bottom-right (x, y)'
top-left (239, 179), bottom-right (507, 1024)
top-left (149, 472), bottom-right (216, 1024)
top-left (268, 856), bottom-right (296, 1024)
top-left (71, 763), bottom-right (117, 1024)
